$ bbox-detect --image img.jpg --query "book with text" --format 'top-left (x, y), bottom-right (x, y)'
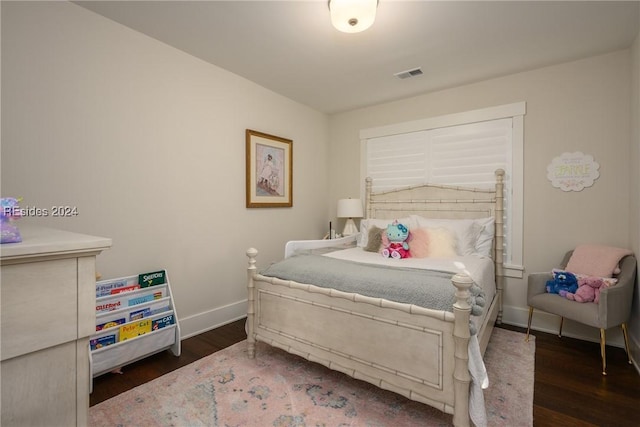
top-left (90, 334), bottom-right (116, 350)
top-left (138, 270), bottom-right (166, 288)
top-left (119, 319), bottom-right (152, 341)
top-left (129, 307), bottom-right (151, 321)
top-left (127, 290), bottom-right (163, 306)
top-left (96, 278), bottom-right (135, 297)
top-left (152, 313), bottom-right (175, 330)
top-left (96, 318), bottom-right (126, 332)
top-left (110, 284), bottom-right (141, 295)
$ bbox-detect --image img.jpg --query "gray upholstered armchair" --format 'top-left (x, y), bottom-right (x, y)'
top-left (525, 251), bottom-right (637, 375)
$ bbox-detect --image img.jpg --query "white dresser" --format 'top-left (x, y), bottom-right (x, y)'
top-left (1, 225), bottom-right (111, 427)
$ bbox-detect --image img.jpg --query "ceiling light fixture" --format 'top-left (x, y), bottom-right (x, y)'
top-left (329, 0), bottom-right (378, 33)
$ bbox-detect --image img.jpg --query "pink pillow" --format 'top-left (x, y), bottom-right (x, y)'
top-left (565, 244), bottom-right (633, 278)
top-left (410, 228), bottom-right (430, 258)
top-left (409, 227), bottom-right (458, 259)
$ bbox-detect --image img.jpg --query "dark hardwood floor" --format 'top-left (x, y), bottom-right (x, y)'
top-left (90, 319), bottom-right (640, 426)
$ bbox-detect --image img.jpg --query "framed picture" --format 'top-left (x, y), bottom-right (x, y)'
top-left (246, 129), bottom-right (293, 208)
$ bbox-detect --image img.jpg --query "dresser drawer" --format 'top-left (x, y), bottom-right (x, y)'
top-left (1, 258), bottom-right (78, 360)
top-left (1, 341), bottom-right (78, 427)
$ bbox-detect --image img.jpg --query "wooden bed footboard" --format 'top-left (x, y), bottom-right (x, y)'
top-left (246, 248), bottom-right (488, 427)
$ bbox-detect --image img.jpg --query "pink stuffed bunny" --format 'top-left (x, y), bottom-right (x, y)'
top-left (565, 277), bottom-right (605, 303)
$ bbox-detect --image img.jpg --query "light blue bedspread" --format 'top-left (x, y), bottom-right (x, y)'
top-left (260, 253), bottom-right (460, 313)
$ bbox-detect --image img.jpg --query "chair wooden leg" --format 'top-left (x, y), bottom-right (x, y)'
top-left (600, 328), bottom-right (607, 376)
top-left (622, 323), bottom-right (633, 365)
top-left (558, 316), bottom-right (564, 337)
top-left (525, 307), bottom-right (534, 342)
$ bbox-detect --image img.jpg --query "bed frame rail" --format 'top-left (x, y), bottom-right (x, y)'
top-left (247, 249), bottom-right (475, 425)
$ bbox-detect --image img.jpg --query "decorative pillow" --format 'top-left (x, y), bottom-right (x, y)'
top-left (358, 217), bottom-right (414, 248)
top-left (409, 227), bottom-right (458, 258)
top-left (425, 227), bottom-right (458, 258)
top-left (411, 215), bottom-right (481, 256)
top-left (565, 244), bottom-right (633, 278)
top-left (473, 217), bottom-right (495, 258)
top-left (363, 226), bottom-right (384, 253)
top-left (409, 227), bottom-right (430, 258)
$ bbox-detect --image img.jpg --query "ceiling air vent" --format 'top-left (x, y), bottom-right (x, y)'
top-left (394, 67), bottom-right (423, 80)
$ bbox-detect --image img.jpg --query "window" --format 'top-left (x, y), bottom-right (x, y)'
top-left (360, 102), bottom-right (525, 277)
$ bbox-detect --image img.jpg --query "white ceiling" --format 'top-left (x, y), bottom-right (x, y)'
top-left (76, 1), bottom-right (639, 114)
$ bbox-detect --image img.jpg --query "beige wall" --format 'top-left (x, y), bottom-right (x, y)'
top-left (1, 2), bottom-right (331, 337)
top-left (329, 50), bottom-right (633, 343)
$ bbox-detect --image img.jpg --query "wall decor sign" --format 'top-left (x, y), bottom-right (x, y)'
top-left (246, 129), bottom-right (293, 208)
top-left (547, 151), bottom-right (599, 192)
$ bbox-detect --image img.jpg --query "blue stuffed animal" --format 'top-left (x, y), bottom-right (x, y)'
top-left (546, 270), bottom-right (578, 297)
top-left (381, 221), bottom-right (411, 259)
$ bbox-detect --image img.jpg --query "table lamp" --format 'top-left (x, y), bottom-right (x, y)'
top-left (337, 198), bottom-right (363, 236)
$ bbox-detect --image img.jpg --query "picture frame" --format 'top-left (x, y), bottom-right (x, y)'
top-left (246, 129), bottom-right (293, 208)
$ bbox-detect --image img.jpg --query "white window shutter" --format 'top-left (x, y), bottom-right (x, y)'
top-left (366, 119), bottom-right (511, 191)
top-left (366, 130), bottom-right (428, 192)
top-left (427, 118), bottom-right (511, 188)
top-left (365, 118), bottom-right (513, 265)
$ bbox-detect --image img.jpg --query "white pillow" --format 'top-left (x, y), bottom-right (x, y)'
top-left (474, 217), bottom-right (495, 258)
top-left (410, 215), bottom-right (488, 256)
top-left (424, 227), bottom-right (458, 258)
top-left (358, 217), bottom-right (414, 248)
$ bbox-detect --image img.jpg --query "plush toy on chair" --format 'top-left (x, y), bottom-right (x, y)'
top-left (381, 221), bottom-right (411, 259)
top-left (545, 270), bottom-right (578, 297)
top-left (566, 276), bottom-right (605, 303)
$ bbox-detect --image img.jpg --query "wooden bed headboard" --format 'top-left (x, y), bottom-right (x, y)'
top-left (365, 169), bottom-right (506, 322)
top-left (365, 170), bottom-right (504, 221)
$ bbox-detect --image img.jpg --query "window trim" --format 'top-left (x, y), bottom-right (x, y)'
top-left (359, 102), bottom-right (525, 278)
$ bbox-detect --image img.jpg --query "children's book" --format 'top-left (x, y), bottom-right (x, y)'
top-left (96, 318), bottom-right (126, 332)
top-left (96, 299), bottom-right (124, 313)
top-left (90, 334), bottom-right (116, 350)
top-left (96, 279), bottom-right (132, 297)
top-left (129, 307), bottom-right (151, 321)
top-left (127, 290), bottom-right (163, 306)
top-left (152, 314), bottom-right (174, 330)
top-left (138, 270), bottom-right (166, 288)
top-left (110, 284), bottom-right (141, 295)
top-left (119, 319), bottom-right (152, 341)
top-left (148, 299), bottom-right (171, 315)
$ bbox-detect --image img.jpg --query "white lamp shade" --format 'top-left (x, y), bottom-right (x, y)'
top-left (329, 0), bottom-right (377, 33)
top-left (337, 198), bottom-right (363, 219)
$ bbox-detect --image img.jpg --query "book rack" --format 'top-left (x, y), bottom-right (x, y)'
top-left (89, 270), bottom-right (180, 387)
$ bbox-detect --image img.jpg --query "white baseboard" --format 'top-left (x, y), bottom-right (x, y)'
top-left (178, 299), bottom-right (248, 340)
top-left (501, 304), bottom-right (626, 348)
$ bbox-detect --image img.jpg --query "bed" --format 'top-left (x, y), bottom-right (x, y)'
top-left (245, 169), bottom-right (505, 427)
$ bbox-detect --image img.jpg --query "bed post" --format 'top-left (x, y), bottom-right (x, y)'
top-left (451, 273), bottom-right (473, 427)
top-left (246, 248), bottom-right (258, 358)
top-left (494, 169), bottom-right (505, 324)
top-left (365, 177), bottom-right (372, 219)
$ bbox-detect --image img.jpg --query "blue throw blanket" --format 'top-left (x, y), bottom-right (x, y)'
top-left (260, 254), bottom-right (460, 313)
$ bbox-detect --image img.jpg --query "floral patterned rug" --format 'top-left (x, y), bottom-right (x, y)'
top-left (89, 328), bottom-right (535, 426)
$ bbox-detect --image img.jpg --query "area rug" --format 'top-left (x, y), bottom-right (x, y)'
top-left (89, 328), bottom-right (535, 427)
